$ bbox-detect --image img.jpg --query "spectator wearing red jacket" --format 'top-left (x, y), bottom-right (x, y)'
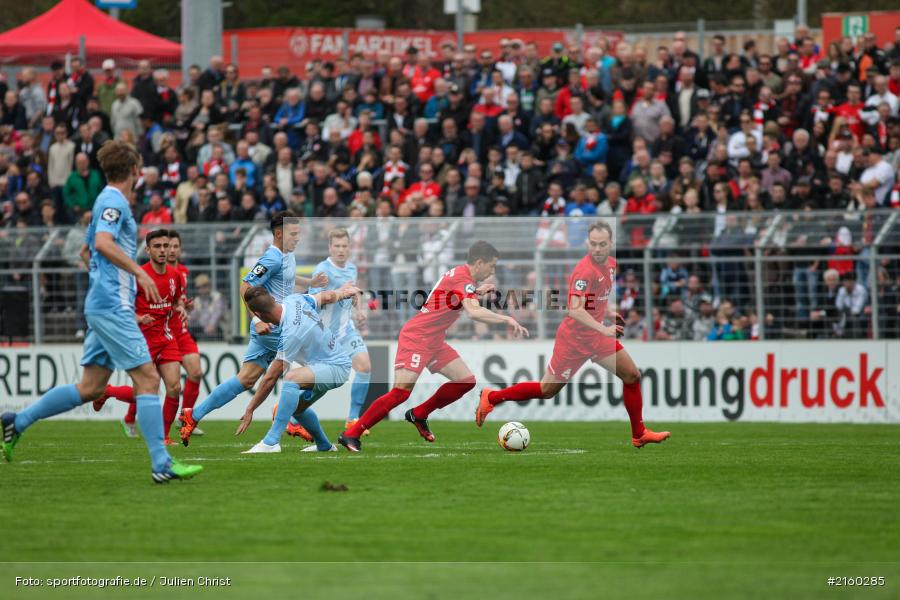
top-left (625, 178), bottom-right (659, 214)
top-left (409, 54), bottom-right (441, 104)
top-left (347, 110), bottom-right (382, 158)
top-left (833, 83), bottom-right (866, 142)
top-left (554, 69), bottom-right (584, 119)
top-left (401, 163), bottom-right (441, 204)
top-left (472, 87), bottom-right (505, 122)
top-left (140, 191), bottom-right (173, 235)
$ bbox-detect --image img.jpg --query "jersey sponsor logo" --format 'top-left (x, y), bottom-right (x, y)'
top-left (101, 207), bottom-right (121, 223)
top-left (574, 279), bottom-right (588, 291)
top-left (251, 264), bottom-right (268, 277)
top-left (464, 283), bottom-right (476, 294)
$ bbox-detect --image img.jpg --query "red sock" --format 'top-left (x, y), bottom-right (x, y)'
top-left (106, 385), bottom-right (135, 403)
top-left (413, 376), bottom-right (476, 420)
top-left (623, 382), bottom-right (646, 438)
top-left (162, 395), bottom-right (180, 438)
top-left (124, 402), bottom-right (137, 424)
top-left (346, 388), bottom-right (411, 437)
top-left (487, 381), bottom-right (544, 406)
top-left (182, 378), bottom-right (200, 411)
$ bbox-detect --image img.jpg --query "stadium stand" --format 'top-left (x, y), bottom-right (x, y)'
top-left (0, 27), bottom-right (898, 342)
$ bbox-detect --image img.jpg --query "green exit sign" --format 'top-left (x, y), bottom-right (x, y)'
top-left (842, 15), bottom-right (868, 38)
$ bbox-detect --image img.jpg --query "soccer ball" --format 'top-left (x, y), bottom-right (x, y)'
top-left (498, 422), bottom-right (530, 451)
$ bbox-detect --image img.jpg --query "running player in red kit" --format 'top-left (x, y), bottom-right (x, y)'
top-left (94, 229), bottom-right (185, 444)
top-left (476, 221), bottom-right (670, 448)
top-left (338, 241), bottom-right (529, 452)
top-left (165, 229), bottom-right (204, 436)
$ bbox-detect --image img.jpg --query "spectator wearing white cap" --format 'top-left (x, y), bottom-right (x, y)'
top-left (95, 59), bottom-right (122, 116)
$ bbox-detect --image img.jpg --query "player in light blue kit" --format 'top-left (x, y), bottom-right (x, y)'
top-left (180, 211), bottom-right (324, 446)
top-left (234, 283), bottom-right (360, 453)
top-left (307, 228), bottom-right (372, 433)
top-left (1, 141), bottom-right (202, 483)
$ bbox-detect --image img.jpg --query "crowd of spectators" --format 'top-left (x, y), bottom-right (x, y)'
top-left (1, 24), bottom-right (899, 340)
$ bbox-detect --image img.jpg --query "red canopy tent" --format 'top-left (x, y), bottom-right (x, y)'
top-left (0, 0), bottom-right (181, 65)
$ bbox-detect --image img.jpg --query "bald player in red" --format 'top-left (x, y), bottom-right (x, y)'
top-left (338, 241), bottom-right (529, 452)
top-left (476, 221), bottom-right (670, 448)
top-left (95, 229), bottom-right (185, 444)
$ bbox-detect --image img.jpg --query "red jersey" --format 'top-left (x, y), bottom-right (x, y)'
top-left (833, 102), bottom-right (866, 141)
top-left (401, 264), bottom-right (477, 339)
top-left (401, 180), bottom-right (442, 202)
top-left (560, 254), bottom-right (617, 337)
top-left (135, 262), bottom-right (183, 340)
top-left (410, 66), bottom-right (441, 102)
top-left (167, 262), bottom-right (190, 335)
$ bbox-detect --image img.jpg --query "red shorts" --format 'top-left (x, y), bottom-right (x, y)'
top-left (175, 330), bottom-right (199, 356)
top-left (547, 332), bottom-right (622, 382)
top-left (394, 330), bottom-right (460, 375)
top-left (145, 335), bottom-right (183, 365)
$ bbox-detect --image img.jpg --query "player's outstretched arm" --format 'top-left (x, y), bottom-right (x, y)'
top-left (312, 283), bottom-right (361, 307)
top-left (568, 295), bottom-right (621, 337)
top-left (462, 297), bottom-right (529, 338)
top-left (236, 358), bottom-right (287, 435)
top-left (295, 272), bottom-right (329, 292)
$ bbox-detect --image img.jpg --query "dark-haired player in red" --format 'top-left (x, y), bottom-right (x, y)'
top-left (165, 229), bottom-right (205, 437)
top-left (94, 229), bottom-right (186, 444)
top-left (338, 241), bottom-right (529, 452)
top-left (476, 221), bottom-right (670, 448)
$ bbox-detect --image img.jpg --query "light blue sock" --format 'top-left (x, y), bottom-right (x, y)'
top-left (295, 408), bottom-right (332, 450)
top-left (135, 394), bottom-right (172, 472)
top-left (288, 389), bottom-right (314, 426)
top-left (263, 382), bottom-right (302, 446)
top-left (14, 384), bottom-right (83, 433)
top-left (193, 376), bottom-right (246, 422)
top-left (349, 370), bottom-right (370, 420)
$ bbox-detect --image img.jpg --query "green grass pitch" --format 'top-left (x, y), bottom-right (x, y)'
top-left (1, 420), bottom-right (898, 599)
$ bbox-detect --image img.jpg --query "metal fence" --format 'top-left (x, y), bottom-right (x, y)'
top-left (1, 211), bottom-right (898, 345)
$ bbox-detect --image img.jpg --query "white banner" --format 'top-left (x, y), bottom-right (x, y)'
top-left (400, 340), bottom-right (899, 424)
top-left (0, 343), bottom-right (358, 422)
top-left (1, 341), bottom-right (897, 423)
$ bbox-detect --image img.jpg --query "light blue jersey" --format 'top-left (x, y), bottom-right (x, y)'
top-left (242, 244), bottom-right (297, 308)
top-left (279, 294), bottom-right (350, 368)
top-left (240, 244), bottom-right (296, 367)
top-left (84, 186), bottom-right (138, 314)
top-left (309, 258), bottom-right (359, 341)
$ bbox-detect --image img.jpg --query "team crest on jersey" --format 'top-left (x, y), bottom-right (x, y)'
top-left (574, 279), bottom-right (587, 291)
top-left (251, 264), bottom-right (268, 276)
top-left (101, 208), bottom-right (121, 223)
top-left (464, 283), bottom-right (476, 294)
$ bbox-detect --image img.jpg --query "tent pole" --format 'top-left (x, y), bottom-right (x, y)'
top-left (79, 35), bottom-right (86, 63)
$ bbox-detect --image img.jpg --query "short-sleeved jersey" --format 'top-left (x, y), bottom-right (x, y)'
top-left (242, 245), bottom-right (296, 334)
top-left (401, 264), bottom-right (477, 339)
top-left (278, 294), bottom-right (350, 367)
top-left (309, 258), bottom-right (358, 341)
top-left (135, 262), bottom-right (183, 340)
top-left (84, 186), bottom-right (138, 314)
top-left (167, 262), bottom-right (190, 335)
top-left (561, 254), bottom-right (617, 335)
